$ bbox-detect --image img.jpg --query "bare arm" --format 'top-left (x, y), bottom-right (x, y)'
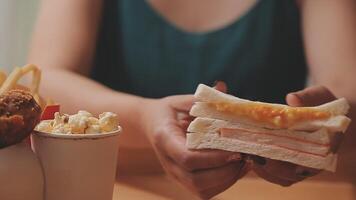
top-left (301, 0), bottom-right (356, 180)
top-left (28, 0), bottom-right (150, 148)
top-left (300, 0), bottom-right (356, 143)
top-left (300, 0), bottom-right (356, 104)
top-left (29, 0), bottom-right (102, 75)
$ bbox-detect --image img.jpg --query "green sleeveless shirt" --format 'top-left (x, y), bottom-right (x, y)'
top-left (92, 0), bottom-right (307, 103)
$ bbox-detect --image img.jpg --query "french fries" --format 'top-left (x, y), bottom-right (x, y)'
top-left (0, 71), bottom-right (7, 86)
top-left (0, 64), bottom-right (46, 108)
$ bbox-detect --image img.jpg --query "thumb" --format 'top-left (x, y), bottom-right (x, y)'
top-left (286, 86), bottom-right (336, 107)
top-left (168, 95), bottom-right (195, 112)
top-left (169, 81), bottom-right (228, 111)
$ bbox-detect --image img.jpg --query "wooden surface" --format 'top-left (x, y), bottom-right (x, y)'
top-left (117, 147), bottom-right (356, 182)
top-left (113, 173), bottom-right (355, 200)
top-left (114, 143), bottom-right (356, 200)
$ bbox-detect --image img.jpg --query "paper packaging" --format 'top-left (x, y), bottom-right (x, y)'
top-left (31, 128), bottom-right (121, 200)
top-left (0, 142), bottom-right (44, 200)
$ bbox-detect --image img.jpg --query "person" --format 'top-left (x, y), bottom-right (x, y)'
top-left (28, 0), bottom-right (356, 199)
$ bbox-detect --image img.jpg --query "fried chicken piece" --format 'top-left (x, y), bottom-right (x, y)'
top-left (0, 90), bottom-right (42, 148)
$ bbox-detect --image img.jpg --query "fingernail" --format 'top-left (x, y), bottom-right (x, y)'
top-left (253, 156), bottom-right (266, 165)
top-left (227, 154), bottom-right (242, 162)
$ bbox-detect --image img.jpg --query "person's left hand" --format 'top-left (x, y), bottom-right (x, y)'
top-left (140, 81), bottom-right (249, 199)
top-left (252, 86), bottom-right (338, 186)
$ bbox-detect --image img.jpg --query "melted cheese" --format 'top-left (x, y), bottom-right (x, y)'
top-left (211, 102), bottom-right (331, 128)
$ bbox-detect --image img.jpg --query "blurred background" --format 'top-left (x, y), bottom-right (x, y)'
top-left (0, 0), bottom-right (38, 72)
top-left (0, 1), bottom-right (355, 199)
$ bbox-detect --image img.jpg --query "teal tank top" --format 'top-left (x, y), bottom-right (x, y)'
top-left (92, 0), bottom-right (307, 103)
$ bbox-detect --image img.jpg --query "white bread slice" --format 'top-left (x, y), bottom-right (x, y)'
top-left (190, 102), bottom-right (351, 132)
top-left (217, 130), bottom-right (329, 155)
top-left (188, 117), bottom-right (332, 145)
top-left (192, 84), bottom-right (351, 132)
top-left (186, 132), bottom-right (337, 171)
top-left (195, 84), bottom-right (350, 116)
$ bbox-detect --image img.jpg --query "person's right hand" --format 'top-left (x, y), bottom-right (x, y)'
top-left (139, 91), bottom-right (248, 199)
top-left (251, 86), bottom-right (339, 186)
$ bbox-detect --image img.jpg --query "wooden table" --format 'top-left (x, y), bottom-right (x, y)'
top-left (113, 145), bottom-right (356, 200)
top-left (113, 173), bottom-right (355, 200)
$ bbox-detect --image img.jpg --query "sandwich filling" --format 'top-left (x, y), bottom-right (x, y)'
top-left (219, 128), bottom-right (330, 157)
top-left (209, 102), bottom-right (331, 129)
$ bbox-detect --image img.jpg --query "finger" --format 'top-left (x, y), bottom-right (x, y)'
top-left (238, 161), bottom-right (251, 178)
top-left (253, 158), bottom-right (304, 182)
top-left (177, 112), bottom-right (195, 122)
top-left (177, 112), bottom-right (195, 131)
top-left (295, 165), bottom-right (320, 178)
top-left (286, 86), bottom-right (336, 107)
top-left (200, 177), bottom-right (238, 200)
top-left (253, 163), bottom-right (320, 186)
top-left (213, 81), bottom-right (227, 93)
top-left (252, 157), bottom-right (319, 185)
top-left (253, 163), bottom-right (294, 187)
top-left (200, 163), bottom-right (245, 199)
top-left (178, 119), bottom-right (191, 131)
top-left (155, 122), bottom-right (241, 171)
top-left (168, 95), bottom-right (195, 112)
top-left (163, 155), bottom-right (244, 195)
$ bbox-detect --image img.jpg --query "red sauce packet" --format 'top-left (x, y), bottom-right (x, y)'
top-left (41, 105), bottom-right (60, 120)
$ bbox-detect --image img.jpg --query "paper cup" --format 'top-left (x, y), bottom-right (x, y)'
top-left (0, 142), bottom-right (44, 200)
top-left (31, 128), bottom-right (121, 200)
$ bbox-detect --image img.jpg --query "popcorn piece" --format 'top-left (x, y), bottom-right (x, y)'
top-left (88, 117), bottom-right (99, 125)
top-left (68, 114), bottom-right (89, 134)
top-left (53, 112), bottom-right (65, 127)
top-left (52, 124), bottom-right (71, 134)
top-left (99, 112), bottom-right (119, 132)
top-left (77, 110), bottom-right (93, 117)
top-left (85, 124), bottom-right (101, 134)
top-left (35, 120), bottom-right (53, 133)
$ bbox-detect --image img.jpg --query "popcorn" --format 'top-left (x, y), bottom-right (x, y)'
top-left (35, 120), bottom-right (53, 133)
top-left (85, 125), bottom-right (101, 134)
top-left (68, 114), bottom-right (89, 134)
top-left (52, 124), bottom-right (71, 134)
top-left (88, 117), bottom-right (99, 125)
top-left (36, 111), bottom-right (119, 134)
top-left (77, 110), bottom-right (93, 117)
top-left (99, 112), bottom-right (118, 132)
top-left (53, 112), bottom-right (68, 127)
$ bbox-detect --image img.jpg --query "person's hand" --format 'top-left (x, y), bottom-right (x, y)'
top-left (140, 84), bottom-right (249, 199)
top-left (252, 86), bottom-right (338, 186)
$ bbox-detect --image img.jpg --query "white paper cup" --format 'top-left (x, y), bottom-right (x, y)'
top-left (0, 142), bottom-right (44, 200)
top-left (31, 128), bottom-right (121, 200)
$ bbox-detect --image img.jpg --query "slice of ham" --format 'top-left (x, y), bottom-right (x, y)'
top-left (220, 127), bottom-right (330, 157)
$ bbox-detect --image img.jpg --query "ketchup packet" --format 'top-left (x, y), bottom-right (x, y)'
top-left (41, 105), bottom-right (60, 120)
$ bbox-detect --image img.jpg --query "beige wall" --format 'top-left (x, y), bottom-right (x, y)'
top-left (0, 0), bottom-right (39, 72)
